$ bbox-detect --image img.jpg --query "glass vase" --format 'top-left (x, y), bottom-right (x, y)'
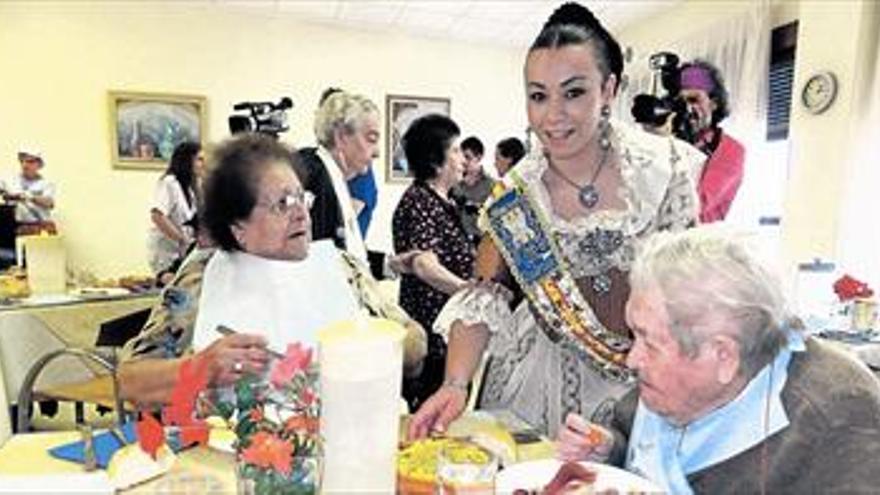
top-left (236, 455), bottom-right (322, 495)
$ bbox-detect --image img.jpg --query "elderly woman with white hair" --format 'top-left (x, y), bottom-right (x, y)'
top-left (296, 89), bottom-right (379, 261)
top-left (557, 225), bottom-right (880, 494)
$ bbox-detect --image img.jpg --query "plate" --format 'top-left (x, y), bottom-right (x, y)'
top-left (71, 287), bottom-right (131, 298)
top-left (494, 459), bottom-right (662, 494)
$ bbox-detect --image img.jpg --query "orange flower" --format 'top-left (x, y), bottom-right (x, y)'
top-left (270, 343), bottom-right (313, 388)
top-left (240, 431), bottom-right (294, 475)
top-left (180, 423), bottom-right (209, 447)
top-left (283, 415), bottom-right (319, 435)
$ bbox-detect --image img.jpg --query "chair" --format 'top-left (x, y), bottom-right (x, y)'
top-left (0, 354), bottom-right (11, 447)
top-left (0, 313), bottom-right (112, 430)
top-left (0, 204), bottom-right (16, 270)
top-left (94, 308), bottom-right (151, 348)
top-left (16, 348), bottom-right (125, 433)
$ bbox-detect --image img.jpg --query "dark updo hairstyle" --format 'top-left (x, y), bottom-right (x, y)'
top-left (497, 137), bottom-right (526, 166)
top-left (530, 2), bottom-right (624, 92)
top-left (165, 141), bottom-right (201, 208)
top-left (460, 136), bottom-right (485, 157)
top-left (680, 59), bottom-right (731, 125)
top-left (402, 113), bottom-right (461, 183)
top-left (202, 133), bottom-right (300, 251)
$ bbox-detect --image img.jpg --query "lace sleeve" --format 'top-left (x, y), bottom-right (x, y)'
top-left (655, 138), bottom-right (702, 231)
top-left (433, 283), bottom-right (514, 341)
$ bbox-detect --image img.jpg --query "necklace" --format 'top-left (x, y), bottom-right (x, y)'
top-left (547, 147), bottom-right (609, 209)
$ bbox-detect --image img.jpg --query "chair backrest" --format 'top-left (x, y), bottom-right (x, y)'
top-left (0, 313), bottom-right (93, 411)
top-left (0, 205), bottom-right (15, 252)
top-left (0, 353), bottom-right (11, 447)
top-left (95, 308), bottom-right (151, 348)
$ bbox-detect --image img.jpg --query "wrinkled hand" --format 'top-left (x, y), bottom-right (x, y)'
top-left (388, 250), bottom-right (423, 276)
top-left (556, 413), bottom-right (614, 463)
top-left (406, 385), bottom-right (468, 440)
top-left (199, 333), bottom-right (270, 386)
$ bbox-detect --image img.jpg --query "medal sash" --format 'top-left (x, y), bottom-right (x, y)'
top-left (483, 173), bottom-right (632, 381)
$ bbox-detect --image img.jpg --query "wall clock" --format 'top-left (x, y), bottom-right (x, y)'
top-left (801, 71), bottom-right (838, 115)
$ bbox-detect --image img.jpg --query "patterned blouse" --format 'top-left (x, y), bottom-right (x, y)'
top-left (120, 248), bottom-right (427, 374)
top-left (392, 182), bottom-right (475, 332)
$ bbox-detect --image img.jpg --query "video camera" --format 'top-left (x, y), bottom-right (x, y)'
top-left (630, 52), bottom-right (695, 143)
top-left (228, 97), bottom-right (293, 137)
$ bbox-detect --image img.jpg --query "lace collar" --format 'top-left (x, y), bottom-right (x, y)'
top-left (509, 120), bottom-right (683, 236)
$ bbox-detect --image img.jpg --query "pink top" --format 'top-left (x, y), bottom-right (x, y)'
top-left (698, 132), bottom-right (745, 223)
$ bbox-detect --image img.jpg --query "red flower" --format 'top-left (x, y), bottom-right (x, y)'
top-left (250, 407), bottom-right (264, 423)
top-left (283, 415), bottom-right (319, 435)
top-left (834, 274), bottom-right (874, 302)
top-left (270, 343), bottom-right (313, 388)
top-left (301, 387), bottom-right (317, 406)
top-left (164, 357), bottom-right (209, 426)
top-left (136, 413), bottom-right (165, 459)
top-left (240, 431), bottom-right (294, 475)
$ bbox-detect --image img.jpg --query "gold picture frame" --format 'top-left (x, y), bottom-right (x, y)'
top-left (108, 90), bottom-right (207, 170)
top-left (385, 94), bottom-right (451, 183)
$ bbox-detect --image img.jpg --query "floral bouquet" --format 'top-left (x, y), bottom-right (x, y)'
top-left (136, 342), bottom-right (322, 495)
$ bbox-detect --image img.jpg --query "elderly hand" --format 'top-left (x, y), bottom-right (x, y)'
top-left (406, 385), bottom-right (468, 440)
top-left (388, 250), bottom-right (423, 276)
top-left (556, 413), bottom-right (614, 463)
top-left (199, 333), bottom-right (270, 386)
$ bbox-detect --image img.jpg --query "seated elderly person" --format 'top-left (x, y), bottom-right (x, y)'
top-left (118, 134), bottom-right (426, 405)
top-left (558, 225), bottom-right (880, 493)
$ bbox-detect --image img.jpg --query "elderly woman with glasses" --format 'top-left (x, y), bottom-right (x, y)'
top-left (118, 134), bottom-right (426, 405)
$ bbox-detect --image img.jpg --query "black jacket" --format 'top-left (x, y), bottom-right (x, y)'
top-left (296, 147), bottom-right (345, 250)
top-left (296, 147), bottom-right (386, 279)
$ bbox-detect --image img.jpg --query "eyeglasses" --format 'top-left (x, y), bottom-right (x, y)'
top-left (256, 190), bottom-right (315, 216)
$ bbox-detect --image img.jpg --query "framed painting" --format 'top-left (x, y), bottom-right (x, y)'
top-left (108, 91), bottom-right (207, 170)
top-left (385, 94), bottom-right (451, 183)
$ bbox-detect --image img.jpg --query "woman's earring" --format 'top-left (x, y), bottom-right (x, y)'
top-left (524, 126), bottom-right (532, 155)
top-left (599, 105), bottom-right (612, 150)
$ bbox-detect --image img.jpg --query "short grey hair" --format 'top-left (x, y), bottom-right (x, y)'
top-left (629, 225), bottom-right (798, 378)
top-left (313, 90), bottom-right (378, 149)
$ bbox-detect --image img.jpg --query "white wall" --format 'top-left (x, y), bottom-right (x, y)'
top-left (0, 1), bottom-right (526, 278)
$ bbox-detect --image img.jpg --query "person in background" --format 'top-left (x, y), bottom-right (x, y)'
top-left (118, 134), bottom-right (426, 405)
top-left (408, 2), bottom-right (703, 439)
top-left (557, 225), bottom-right (880, 493)
top-left (494, 137), bottom-right (527, 177)
top-left (1, 147), bottom-right (57, 235)
top-left (147, 141), bottom-right (203, 285)
top-left (312, 86), bottom-right (379, 238)
top-left (300, 87), bottom-right (415, 279)
top-left (451, 136), bottom-right (495, 246)
top-left (678, 59), bottom-right (745, 223)
top-left (297, 88), bottom-right (378, 261)
top-left (393, 114), bottom-right (474, 411)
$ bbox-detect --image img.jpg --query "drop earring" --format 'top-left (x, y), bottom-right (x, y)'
top-left (598, 105), bottom-right (612, 150)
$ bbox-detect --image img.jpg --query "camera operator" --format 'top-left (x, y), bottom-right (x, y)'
top-left (677, 60), bottom-right (745, 223)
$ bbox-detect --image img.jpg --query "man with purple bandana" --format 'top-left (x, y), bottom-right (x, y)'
top-left (679, 60), bottom-right (745, 223)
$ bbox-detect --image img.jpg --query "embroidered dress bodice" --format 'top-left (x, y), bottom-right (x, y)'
top-left (434, 120), bottom-right (703, 436)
